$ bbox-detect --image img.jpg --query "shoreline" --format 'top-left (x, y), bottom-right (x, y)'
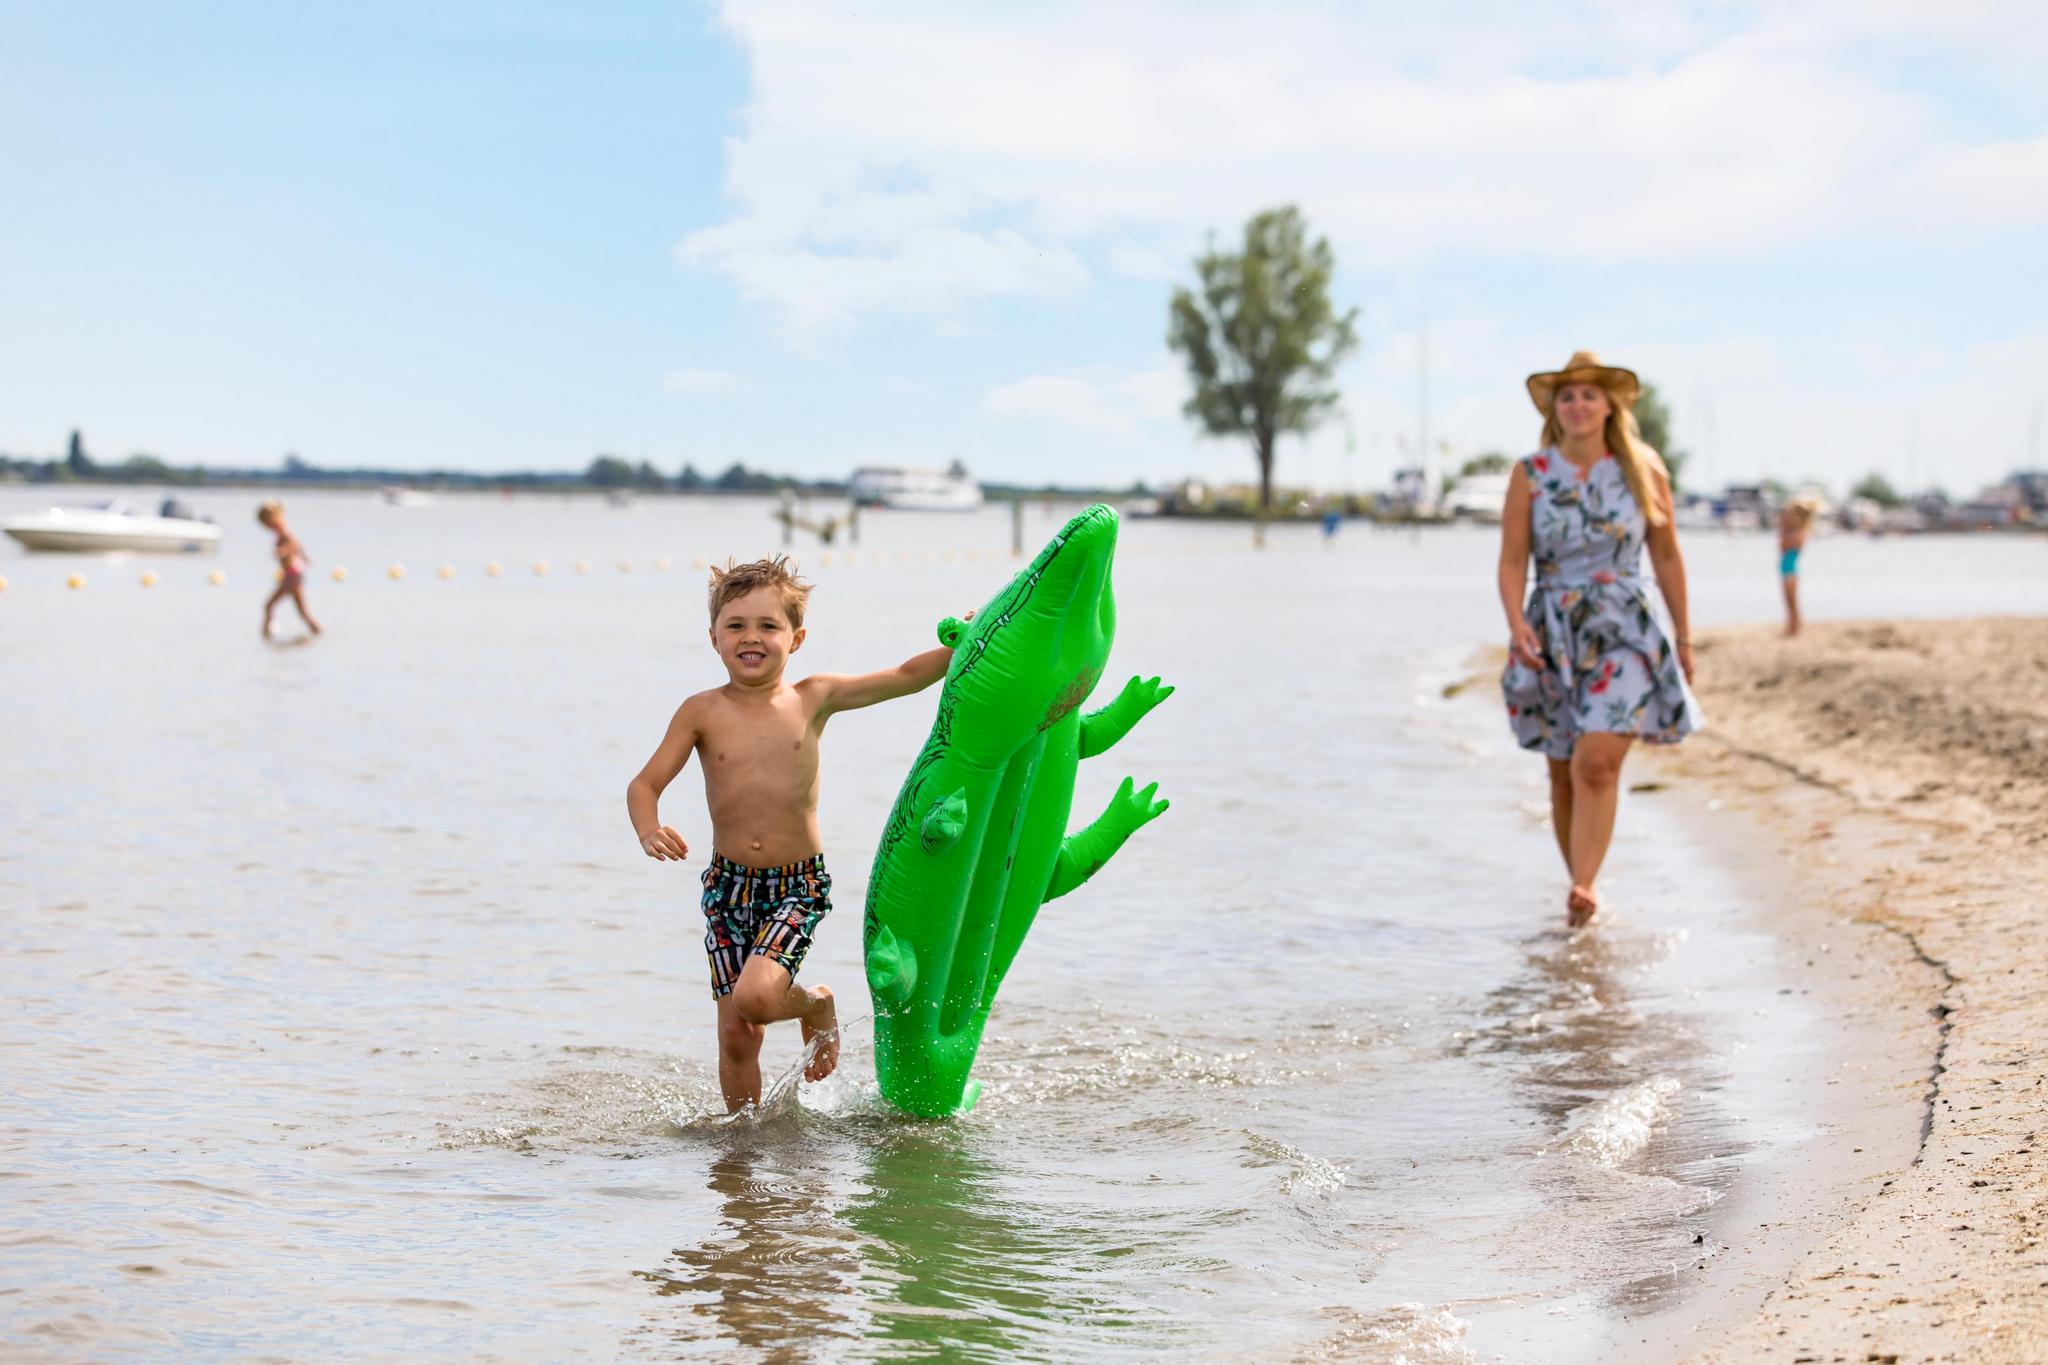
top-left (1659, 619), bottom-right (2048, 1362)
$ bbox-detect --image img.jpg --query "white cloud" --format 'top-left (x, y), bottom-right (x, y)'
top-left (984, 365), bottom-right (1183, 438)
top-left (661, 368), bottom-right (741, 394)
top-left (682, 0), bottom-right (2045, 337)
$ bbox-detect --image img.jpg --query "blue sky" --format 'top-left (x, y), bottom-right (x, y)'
top-left (4, 1), bottom-right (2045, 495)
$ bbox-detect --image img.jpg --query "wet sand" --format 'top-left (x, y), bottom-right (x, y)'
top-left (1662, 619), bottom-right (2048, 1363)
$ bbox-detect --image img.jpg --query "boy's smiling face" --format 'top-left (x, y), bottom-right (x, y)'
top-left (711, 584), bottom-right (804, 685)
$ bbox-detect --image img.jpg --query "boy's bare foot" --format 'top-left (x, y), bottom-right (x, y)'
top-left (801, 985), bottom-right (839, 1082)
top-left (1567, 884), bottom-right (1599, 928)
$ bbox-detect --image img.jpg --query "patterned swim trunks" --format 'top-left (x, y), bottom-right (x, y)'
top-left (699, 852), bottom-right (832, 999)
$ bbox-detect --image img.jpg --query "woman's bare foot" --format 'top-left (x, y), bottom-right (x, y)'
top-left (801, 985), bottom-right (839, 1082)
top-left (1567, 884), bottom-right (1600, 928)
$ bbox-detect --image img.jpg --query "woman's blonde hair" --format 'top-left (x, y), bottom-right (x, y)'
top-left (1539, 395), bottom-right (1667, 528)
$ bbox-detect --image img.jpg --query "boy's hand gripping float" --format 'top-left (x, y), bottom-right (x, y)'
top-left (863, 505), bottom-right (1172, 1116)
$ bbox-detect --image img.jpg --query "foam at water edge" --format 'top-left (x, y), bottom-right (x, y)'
top-left (1308, 1303), bottom-right (1478, 1363)
top-left (1553, 1076), bottom-right (1682, 1167)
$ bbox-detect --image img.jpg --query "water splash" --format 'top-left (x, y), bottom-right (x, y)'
top-left (1552, 1077), bottom-right (1682, 1167)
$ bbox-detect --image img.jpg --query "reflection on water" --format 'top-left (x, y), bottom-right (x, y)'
top-left (847, 1123), bottom-right (1149, 1359)
top-left (637, 1143), bottom-right (867, 1356)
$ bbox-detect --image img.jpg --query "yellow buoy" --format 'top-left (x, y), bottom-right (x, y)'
top-left (487, 562), bottom-right (504, 578)
top-left (331, 566), bottom-right (349, 583)
top-left (873, 552), bottom-right (889, 565)
top-left (691, 556), bottom-right (708, 571)
top-left (818, 552), bottom-right (834, 567)
top-left (654, 557), bottom-right (671, 573)
top-left (575, 560), bottom-right (592, 575)
top-left (437, 564), bottom-right (455, 580)
top-left (617, 560), bottom-right (632, 574)
top-left (533, 560), bottom-right (549, 576)
top-left (208, 569), bottom-right (227, 586)
top-left (388, 563), bottom-right (406, 580)
top-left (897, 551), bottom-right (913, 565)
top-left (0, 574), bottom-right (8, 592)
top-left (139, 570), bottom-right (158, 587)
top-left (67, 572), bottom-right (86, 590)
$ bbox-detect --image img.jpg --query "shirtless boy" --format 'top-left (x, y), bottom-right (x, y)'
top-left (626, 556), bottom-right (957, 1112)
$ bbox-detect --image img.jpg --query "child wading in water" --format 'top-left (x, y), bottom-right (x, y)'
top-left (627, 556), bottom-right (959, 1113)
top-left (1778, 496), bottom-right (1819, 637)
top-left (256, 500), bottom-right (321, 640)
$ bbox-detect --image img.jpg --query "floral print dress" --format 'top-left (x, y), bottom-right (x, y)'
top-left (1502, 449), bottom-right (1703, 759)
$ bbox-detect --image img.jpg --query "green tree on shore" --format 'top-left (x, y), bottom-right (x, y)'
top-left (1851, 472), bottom-right (1903, 507)
top-left (1168, 205), bottom-right (1358, 545)
top-left (1633, 385), bottom-right (1689, 491)
top-left (63, 429), bottom-right (94, 481)
top-left (1460, 452), bottom-right (1511, 477)
top-left (586, 455), bottom-right (634, 487)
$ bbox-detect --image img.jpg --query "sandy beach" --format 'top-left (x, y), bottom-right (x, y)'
top-left (1662, 619), bottom-right (2048, 1363)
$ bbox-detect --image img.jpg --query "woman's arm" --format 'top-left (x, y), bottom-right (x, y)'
top-left (1497, 462), bottom-right (1542, 667)
top-left (1642, 460), bottom-right (1694, 682)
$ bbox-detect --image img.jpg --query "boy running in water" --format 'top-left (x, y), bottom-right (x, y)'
top-left (626, 557), bottom-right (957, 1112)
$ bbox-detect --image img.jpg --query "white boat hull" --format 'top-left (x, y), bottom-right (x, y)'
top-left (3, 508), bottom-right (222, 554)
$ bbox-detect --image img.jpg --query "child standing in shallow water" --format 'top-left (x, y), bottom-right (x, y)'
top-left (626, 556), bottom-right (960, 1113)
top-left (256, 500), bottom-right (321, 640)
top-left (1778, 496), bottom-right (1819, 637)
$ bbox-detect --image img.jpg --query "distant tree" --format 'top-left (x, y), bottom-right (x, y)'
top-left (634, 460), bottom-right (664, 490)
top-left (1633, 384), bottom-right (1690, 491)
top-left (1459, 452), bottom-right (1511, 478)
top-left (585, 455), bottom-right (634, 488)
top-left (677, 463), bottom-right (705, 491)
top-left (1851, 472), bottom-right (1903, 507)
top-left (65, 429), bottom-right (94, 479)
top-left (715, 462), bottom-right (754, 492)
top-left (121, 455), bottom-right (172, 481)
top-left (1168, 205), bottom-right (1358, 545)
top-left (282, 452), bottom-right (311, 478)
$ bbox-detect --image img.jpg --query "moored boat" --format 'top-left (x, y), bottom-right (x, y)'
top-left (848, 462), bottom-right (983, 512)
top-left (2, 499), bottom-right (222, 553)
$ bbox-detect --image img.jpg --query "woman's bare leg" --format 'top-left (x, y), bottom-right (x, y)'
top-left (1546, 758), bottom-right (1574, 871)
top-left (1782, 574), bottom-right (1800, 637)
top-left (1566, 733), bottom-right (1634, 925)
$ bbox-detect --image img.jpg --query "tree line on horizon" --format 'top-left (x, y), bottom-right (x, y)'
top-left (0, 431), bottom-right (1151, 501)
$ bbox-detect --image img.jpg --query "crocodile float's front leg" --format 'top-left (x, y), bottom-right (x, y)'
top-left (1045, 776), bottom-right (1169, 901)
top-left (1079, 676), bottom-right (1173, 759)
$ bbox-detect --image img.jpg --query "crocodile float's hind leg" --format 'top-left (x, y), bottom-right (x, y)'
top-left (1079, 676), bottom-right (1174, 759)
top-left (1045, 776), bottom-right (1170, 902)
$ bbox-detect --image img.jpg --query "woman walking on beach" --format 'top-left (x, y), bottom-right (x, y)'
top-left (1498, 352), bottom-right (1703, 927)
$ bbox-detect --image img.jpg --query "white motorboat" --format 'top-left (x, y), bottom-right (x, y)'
top-left (379, 484), bottom-right (434, 507)
top-left (2, 499), bottom-right (222, 554)
top-left (1442, 471), bottom-right (1512, 523)
top-left (848, 462), bottom-right (984, 512)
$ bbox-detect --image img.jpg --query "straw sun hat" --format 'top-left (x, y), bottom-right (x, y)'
top-left (1526, 351), bottom-right (1640, 415)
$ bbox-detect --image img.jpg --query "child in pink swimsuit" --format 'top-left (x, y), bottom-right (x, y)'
top-left (257, 500), bottom-right (322, 640)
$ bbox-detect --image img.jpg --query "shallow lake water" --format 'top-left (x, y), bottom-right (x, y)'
top-left (4, 489), bottom-right (2042, 1359)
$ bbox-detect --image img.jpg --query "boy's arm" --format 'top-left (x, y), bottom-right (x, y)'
top-left (807, 645), bottom-right (956, 719)
top-left (626, 700), bottom-right (697, 861)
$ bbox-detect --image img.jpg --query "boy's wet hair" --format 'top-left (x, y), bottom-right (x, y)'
top-left (708, 555), bottom-right (812, 628)
top-left (256, 499), bottom-right (283, 527)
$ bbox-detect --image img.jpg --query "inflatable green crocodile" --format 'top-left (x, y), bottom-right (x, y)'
top-left (863, 504), bottom-right (1172, 1117)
